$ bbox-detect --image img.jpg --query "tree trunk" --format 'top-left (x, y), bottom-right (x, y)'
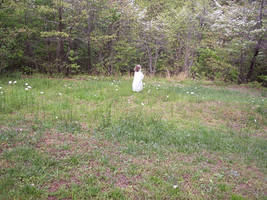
top-left (238, 51), bottom-right (245, 84)
top-left (183, 30), bottom-right (192, 75)
top-left (247, 0), bottom-right (265, 81)
top-left (87, 0), bottom-right (95, 74)
top-left (87, 35), bottom-right (92, 73)
top-left (145, 42), bottom-right (153, 75)
top-left (56, 4), bottom-right (64, 73)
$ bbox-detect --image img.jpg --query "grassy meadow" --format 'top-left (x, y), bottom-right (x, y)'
top-left (0, 74), bottom-right (266, 200)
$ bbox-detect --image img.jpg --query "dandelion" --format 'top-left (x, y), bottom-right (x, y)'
top-left (58, 92), bottom-right (62, 96)
top-left (8, 81), bottom-right (12, 84)
top-left (25, 88), bottom-right (29, 91)
top-left (141, 102), bottom-right (145, 106)
top-left (173, 185), bottom-right (178, 189)
top-left (40, 92), bottom-right (44, 94)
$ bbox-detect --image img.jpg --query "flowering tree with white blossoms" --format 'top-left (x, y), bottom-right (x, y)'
top-left (208, 0), bottom-right (266, 83)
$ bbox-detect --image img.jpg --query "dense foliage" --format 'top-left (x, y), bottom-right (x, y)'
top-left (0, 0), bottom-right (266, 84)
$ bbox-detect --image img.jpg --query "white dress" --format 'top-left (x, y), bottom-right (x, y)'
top-left (132, 71), bottom-right (144, 92)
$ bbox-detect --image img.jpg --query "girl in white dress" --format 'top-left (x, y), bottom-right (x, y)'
top-left (132, 65), bottom-right (144, 92)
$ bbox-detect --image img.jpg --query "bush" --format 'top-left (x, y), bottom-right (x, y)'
top-left (192, 48), bottom-right (238, 82)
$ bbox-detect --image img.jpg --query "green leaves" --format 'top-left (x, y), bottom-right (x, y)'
top-left (41, 31), bottom-right (69, 38)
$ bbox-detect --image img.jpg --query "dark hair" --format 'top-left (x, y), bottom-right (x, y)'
top-left (134, 65), bottom-right (141, 72)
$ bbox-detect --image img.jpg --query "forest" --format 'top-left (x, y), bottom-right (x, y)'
top-left (0, 0), bottom-right (266, 84)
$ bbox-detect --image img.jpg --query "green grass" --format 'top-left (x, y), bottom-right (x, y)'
top-left (0, 74), bottom-right (266, 199)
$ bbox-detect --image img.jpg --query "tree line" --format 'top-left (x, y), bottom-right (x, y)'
top-left (0, 0), bottom-right (266, 84)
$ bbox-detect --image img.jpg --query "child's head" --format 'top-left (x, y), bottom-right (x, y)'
top-left (134, 65), bottom-right (141, 72)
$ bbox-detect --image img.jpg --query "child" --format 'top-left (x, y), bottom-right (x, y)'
top-left (132, 64), bottom-right (144, 92)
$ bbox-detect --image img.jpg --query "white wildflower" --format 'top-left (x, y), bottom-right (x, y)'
top-left (0, 87), bottom-right (2, 89)
top-left (191, 92), bottom-right (194, 94)
top-left (25, 88), bottom-right (29, 91)
top-left (0, 91), bottom-right (3, 94)
top-left (186, 92), bottom-right (189, 94)
top-left (166, 95), bottom-right (169, 98)
top-left (254, 119), bottom-right (256, 122)
top-left (25, 83), bottom-right (28, 86)
top-left (27, 86), bottom-right (31, 89)
top-left (141, 102), bottom-right (145, 106)
top-left (8, 81), bottom-right (12, 84)
top-left (173, 185), bottom-right (178, 189)
top-left (58, 92), bottom-right (62, 96)
top-left (31, 183), bottom-right (35, 186)
top-left (19, 128), bottom-right (23, 131)
top-left (40, 92), bottom-right (44, 94)
top-left (13, 81), bottom-right (17, 84)
top-left (68, 87), bottom-right (71, 89)
top-left (115, 88), bottom-right (118, 91)
top-left (55, 116), bottom-right (58, 119)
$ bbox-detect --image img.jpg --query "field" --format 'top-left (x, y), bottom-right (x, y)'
top-left (0, 75), bottom-right (266, 200)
